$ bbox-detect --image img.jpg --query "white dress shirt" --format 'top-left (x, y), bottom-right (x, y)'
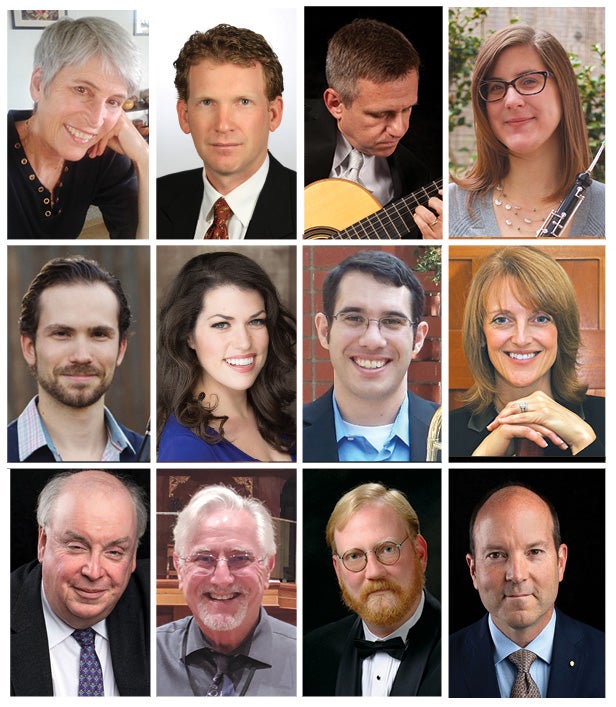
top-left (361, 591), bottom-right (425, 696)
top-left (330, 132), bottom-right (394, 206)
top-left (41, 583), bottom-right (119, 696)
top-left (194, 154), bottom-right (269, 239)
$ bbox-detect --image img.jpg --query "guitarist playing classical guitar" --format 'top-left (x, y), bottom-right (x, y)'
top-left (304, 18), bottom-right (443, 239)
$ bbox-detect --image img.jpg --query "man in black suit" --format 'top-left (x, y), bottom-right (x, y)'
top-left (11, 470), bottom-right (150, 696)
top-left (450, 483), bottom-right (605, 697)
top-left (157, 24), bottom-right (296, 239)
top-left (303, 250), bottom-right (439, 462)
top-left (304, 18), bottom-right (442, 238)
top-left (304, 482), bottom-right (440, 696)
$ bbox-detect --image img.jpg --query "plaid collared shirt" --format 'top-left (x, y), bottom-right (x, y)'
top-left (16, 396), bottom-right (135, 462)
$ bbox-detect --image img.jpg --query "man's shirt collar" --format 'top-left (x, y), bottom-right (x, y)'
top-left (41, 581), bottom-right (109, 649)
top-left (185, 609), bottom-right (272, 668)
top-left (332, 391), bottom-right (410, 461)
top-left (102, 406), bottom-right (135, 460)
top-left (201, 154), bottom-right (269, 236)
top-left (362, 590), bottom-right (425, 642)
top-left (16, 396), bottom-right (134, 461)
top-left (489, 610), bottom-right (556, 667)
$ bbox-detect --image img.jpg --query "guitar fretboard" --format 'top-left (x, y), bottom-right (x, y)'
top-left (338, 178), bottom-right (443, 240)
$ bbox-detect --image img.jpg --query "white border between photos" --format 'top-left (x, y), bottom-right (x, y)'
top-left (2, 1), bottom-right (611, 704)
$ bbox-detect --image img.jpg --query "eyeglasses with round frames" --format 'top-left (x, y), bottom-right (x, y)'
top-left (180, 551), bottom-right (263, 574)
top-left (479, 70), bottom-right (553, 102)
top-left (336, 536), bottom-right (410, 572)
top-left (331, 311), bottom-right (417, 334)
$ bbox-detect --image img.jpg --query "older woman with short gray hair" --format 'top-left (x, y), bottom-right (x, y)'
top-left (8, 16), bottom-right (149, 239)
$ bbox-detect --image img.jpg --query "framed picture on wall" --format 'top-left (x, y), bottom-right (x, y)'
top-left (11, 10), bottom-right (67, 28)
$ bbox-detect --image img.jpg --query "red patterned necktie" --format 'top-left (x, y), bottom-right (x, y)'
top-left (205, 197), bottom-right (232, 239)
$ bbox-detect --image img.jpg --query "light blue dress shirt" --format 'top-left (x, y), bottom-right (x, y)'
top-left (332, 392), bottom-right (410, 461)
top-left (489, 611), bottom-right (556, 697)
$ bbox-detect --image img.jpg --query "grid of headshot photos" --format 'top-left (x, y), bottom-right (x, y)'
top-left (4, 3), bottom-right (608, 703)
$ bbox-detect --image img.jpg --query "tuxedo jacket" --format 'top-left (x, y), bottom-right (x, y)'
top-left (303, 387), bottom-right (439, 462)
top-left (11, 559), bottom-right (150, 696)
top-left (303, 590), bottom-right (441, 696)
top-left (304, 99), bottom-right (431, 203)
top-left (156, 153), bottom-right (296, 239)
top-left (449, 611), bottom-right (605, 697)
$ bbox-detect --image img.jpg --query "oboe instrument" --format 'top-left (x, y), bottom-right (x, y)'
top-left (536, 139), bottom-right (605, 237)
top-left (136, 418), bottom-right (151, 461)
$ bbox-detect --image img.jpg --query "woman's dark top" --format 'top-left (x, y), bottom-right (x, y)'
top-left (8, 109), bottom-right (138, 238)
top-left (449, 394), bottom-right (605, 461)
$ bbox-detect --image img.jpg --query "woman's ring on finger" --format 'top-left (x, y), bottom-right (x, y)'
top-left (519, 401), bottom-right (527, 413)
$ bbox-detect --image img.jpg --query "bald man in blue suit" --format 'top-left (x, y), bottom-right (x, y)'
top-left (449, 484), bottom-right (604, 698)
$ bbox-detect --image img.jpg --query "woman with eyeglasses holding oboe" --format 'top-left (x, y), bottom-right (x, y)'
top-left (449, 25), bottom-right (604, 238)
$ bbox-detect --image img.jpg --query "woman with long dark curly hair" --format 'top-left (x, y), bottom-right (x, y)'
top-left (157, 251), bottom-right (295, 461)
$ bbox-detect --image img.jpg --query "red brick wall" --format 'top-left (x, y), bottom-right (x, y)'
top-left (303, 244), bottom-right (441, 405)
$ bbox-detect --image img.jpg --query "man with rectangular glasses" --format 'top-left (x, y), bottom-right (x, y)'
top-left (303, 482), bottom-right (441, 695)
top-left (303, 249), bottom-right (439, 462)
top-left (156, 484), bottom-right (296, 696)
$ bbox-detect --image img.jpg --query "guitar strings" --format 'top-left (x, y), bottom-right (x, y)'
top-left (340, 178), bottom-right (443, 240)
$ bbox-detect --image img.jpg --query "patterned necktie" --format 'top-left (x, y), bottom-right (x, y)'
top-left (206, 652), bottom-right (236, 696)
top-left (508, 649), bottom-right (541, 697)
top-left (205, 197), bottom-right (232, 239)
top-left (343, 148), bottom-right (364, 184)
top-left (73, 627), bottom-right (104, 696)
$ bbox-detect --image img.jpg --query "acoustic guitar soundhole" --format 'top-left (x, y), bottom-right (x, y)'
top-left (304, 227), bottom-right (340, 240)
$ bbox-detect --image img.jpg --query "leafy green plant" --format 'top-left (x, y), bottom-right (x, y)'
top-left (448, 7), bottom-right (487, 172)
top-left (448, 7), bottom-right (487, 134)
top-left (570, 44), bottom-right (605, 182)
top-left (414, 246), bottom-right (441, 284)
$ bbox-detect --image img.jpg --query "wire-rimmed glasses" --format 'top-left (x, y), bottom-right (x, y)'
top-left (335, 536), bottom-right (410, 572)
top-left (179, 551), bottom-right (263, 574)
top-left (331, 311), bottom-right (417, 334)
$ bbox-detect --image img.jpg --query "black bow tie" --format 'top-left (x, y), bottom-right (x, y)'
top-left (354, 637), bottom-right (406, 659)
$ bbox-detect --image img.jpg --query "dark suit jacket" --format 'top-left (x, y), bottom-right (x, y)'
top-left (303, 590), bottom-right (441, 696)
top-left (304, 99), bottom-right (431, 203)
top-left (156, 153), bottom-right (296, 239)
top-left (11, 560), bottom-right (150, 696)
top-left (449, 611), bottom-right (605, 697)
top-left (303, 387), bottom-right (439, 462)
